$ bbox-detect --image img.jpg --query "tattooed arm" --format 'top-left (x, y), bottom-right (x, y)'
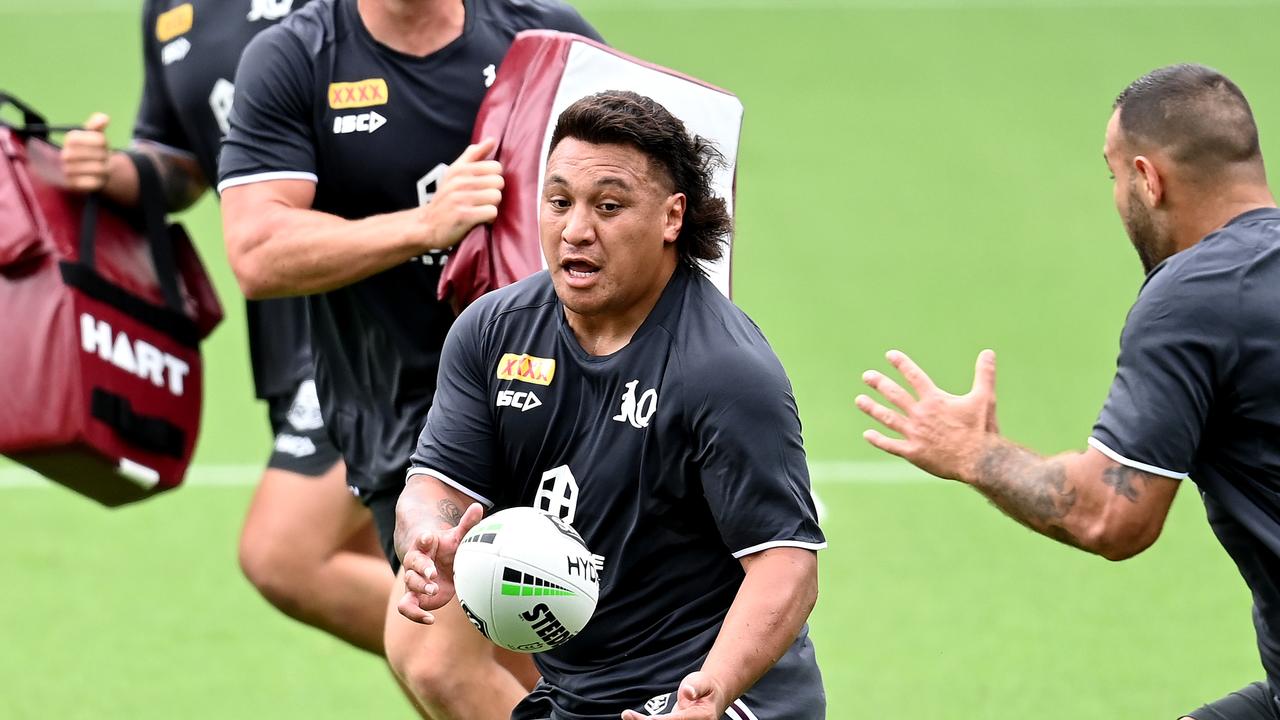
top-left (857, 350), bottom-right (1180, 561)
top-left (394, 472), bottom-right (485, 624)
top-left (966, 440), bottom-right (1178, 559)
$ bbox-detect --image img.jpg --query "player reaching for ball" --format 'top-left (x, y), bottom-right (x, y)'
top-left (394, 91), bottom-right (827, 720)
top-left (858, 65), bottom-right (1280, 720)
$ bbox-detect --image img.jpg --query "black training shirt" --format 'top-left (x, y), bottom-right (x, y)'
top-left (1092, 207), bottom-right (1280, 694)
top-left (217, 0), bottom-right (600, 490)
top-left (411, 267), bottom-right (826, 714)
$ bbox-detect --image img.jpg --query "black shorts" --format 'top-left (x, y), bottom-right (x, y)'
top-left (266, 379), bottom-right (342, 478)
top-left (1189, 682), bottom-right (1280, 720)
top-left (511, 629), bottom-right (825, 720)
top-left (363, 482), bottom-right (403, 573)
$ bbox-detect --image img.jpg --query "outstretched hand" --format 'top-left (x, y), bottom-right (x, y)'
top-left (397, 502), bottom-right (484, 624)
top-left (856, 349), bottom-right (999, 483)
top-left (620, 672), bottom-right (725, 720)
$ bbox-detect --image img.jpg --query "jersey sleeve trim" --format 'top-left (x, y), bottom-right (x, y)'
top-left (216, 170), bottom-right (319, 193)
top-left (726, 699), bottom-right (761, 720)
top-left (1087, 436), bottom-right (1188, 480)
top-left (730, 539), bottom-right (827, 559)
top-left (405, 467), bottom-right (495, 508)
top-left (131, 138), bottom-right (198, 160)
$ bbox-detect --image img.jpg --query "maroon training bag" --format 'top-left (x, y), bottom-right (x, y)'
top-left (0, 93), bottom-right (222, 506)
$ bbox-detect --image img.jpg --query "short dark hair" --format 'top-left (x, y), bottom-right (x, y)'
top-left (548, 91), bottom-right (732, 273)
top-left (1114, 64), bottom-right (1262, 174)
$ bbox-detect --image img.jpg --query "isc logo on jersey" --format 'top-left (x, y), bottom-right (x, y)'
top-left (496, 389), bottom-right (541, 413)
top-left (329, 78), bottom-right (389, 135)
top-left (332, 111), bottom-right (386, 135)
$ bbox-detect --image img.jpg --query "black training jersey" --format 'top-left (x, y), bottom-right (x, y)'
top-left (217, 0), bottom-right (600, 492)
top-left (1091, 208), bottom-right (1280, 693)
top-left (135, 0), bottom-right (313, 400)
top-left (410, 267), bottom-right (827, 716)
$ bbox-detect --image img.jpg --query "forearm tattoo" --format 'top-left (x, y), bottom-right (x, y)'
top-left (435, 499), bottom-right (463, 528)
top-left (154, 153), bottom-right (206, 212)
top-left (975, 442), bottom-right (1083, 548)
top-left (1101, 465), bottom-right (1148, 503)
top-left (392, 491), bottom-right (458, 561)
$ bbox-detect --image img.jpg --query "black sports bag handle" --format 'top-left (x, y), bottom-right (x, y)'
top-left (0, 92), bottom-right (78, 139)
top-left (76, 152), bottom-right (185, 314)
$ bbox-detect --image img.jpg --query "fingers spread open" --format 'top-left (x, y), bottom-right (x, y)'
top-left (855, 394), bottom-right (908, 435)
top-left (886, 350), bottom-right (937, 395)
top-left (971, 349), bottom-right (997, 396)
top-left (862, 370), bottom-right (915, 411)
top-left (863, 428), bottom-right (911, 458)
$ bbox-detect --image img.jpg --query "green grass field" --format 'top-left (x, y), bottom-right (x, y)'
top-left (1, 0), bottom-right (1276, 717)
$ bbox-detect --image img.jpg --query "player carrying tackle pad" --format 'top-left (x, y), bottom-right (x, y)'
top-left (216, 0), bottom-right (601, 715)
top-left (396, 91), bottom-right (826, 720)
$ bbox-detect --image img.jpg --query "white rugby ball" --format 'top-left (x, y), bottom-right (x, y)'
top-left (454, 506), bottom-right (600, 653)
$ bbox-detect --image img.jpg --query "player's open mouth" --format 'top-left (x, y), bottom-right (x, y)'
top-left (562, 259), bottom-right (600, 282)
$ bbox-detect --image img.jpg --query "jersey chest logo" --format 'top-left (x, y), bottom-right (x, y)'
top-left (328, 78), bottom-right (389, 109)
top-left (496, 353), bottom-right (556, 386)
top-left (247, 0), bottom-right (293, 21)
top-left (155, 3), bottom-right (193, 42)
top-left (612, 380), bottom-right (658, 429)
top-left (496, 389), bottom-right (542, 413)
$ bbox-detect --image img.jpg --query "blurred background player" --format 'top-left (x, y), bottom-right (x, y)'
top-left (215, 0), bottom-right (601, 716)
top-left (58, 0), bottom-right (393, 666)
top-left (396, 91), bottom-right (826, 720)
top-left (856, 64), bottom-right (1280, 720)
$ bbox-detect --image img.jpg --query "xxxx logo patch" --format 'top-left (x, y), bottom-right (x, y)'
top-left (496, 353), bottom-right (556, 386)
top-left (155, 3), bottom-right (193, 42)
top-left (327, 78), bottom-right (389, 109)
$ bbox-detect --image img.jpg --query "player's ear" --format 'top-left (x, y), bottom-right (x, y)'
top-left (663, 193), bottom-right (686, 245)
top-left (1133, 155), bottom-right (1164, 208)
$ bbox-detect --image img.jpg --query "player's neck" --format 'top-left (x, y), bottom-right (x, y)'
top-left (564, 264), bottom-right (678, 357)
top-left (357, 0), bottom-right (465, 57)
top-left (1174, 184), bottom-right (1276, 253)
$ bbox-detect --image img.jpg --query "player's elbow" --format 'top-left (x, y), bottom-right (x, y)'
top-left (220, 188), bottom-right (296, 299)
top-left (1080, 514), bottom-right (1163, 562)
top-left (228, 249), bottom-right (275, 300)
top-left (800, 568), bottom-right (819, 618)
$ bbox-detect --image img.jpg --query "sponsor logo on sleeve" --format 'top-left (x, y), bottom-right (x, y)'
top-left (155, 3), bottom-right (194, 42)
top-left (327, 78), bottom-right (389, 109)
top-left (496, 353), bottom-right (556, 386)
